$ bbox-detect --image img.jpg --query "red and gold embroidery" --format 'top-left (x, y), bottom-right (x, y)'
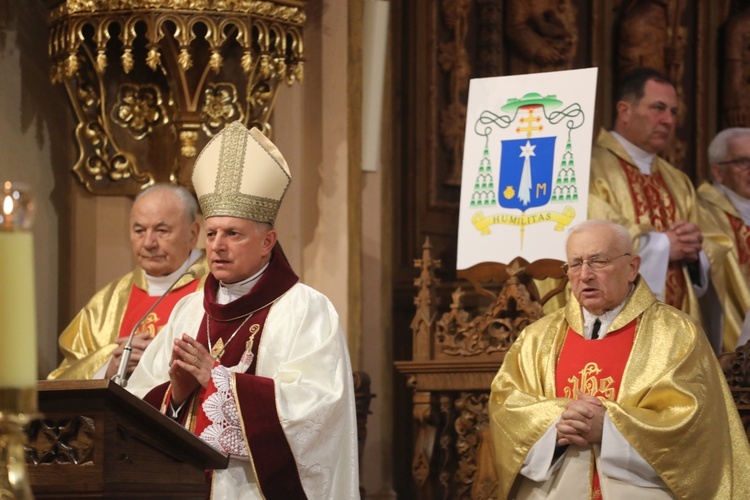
top-left (726, 213), bottom-right (750, 277)
top-left (564, 362), bottom-right (616, 400)
top-left (619, 159), bottom-right (686, 309)
top-left (136, 311), bottom-right (160, 337)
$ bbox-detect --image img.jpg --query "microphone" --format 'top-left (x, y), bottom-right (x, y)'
top-left (112, 268), bottom-right (197, 387)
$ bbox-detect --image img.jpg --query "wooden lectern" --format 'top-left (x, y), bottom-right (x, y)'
top-left (25, 379), bottom-right (228, 499)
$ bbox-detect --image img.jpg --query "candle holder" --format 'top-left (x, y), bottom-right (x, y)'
top-left (0, 389), bottom-right (36, 499)
top-left (0, 181), bottom-right (37, 499)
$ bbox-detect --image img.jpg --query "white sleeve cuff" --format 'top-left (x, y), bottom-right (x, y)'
top-left (692, 251), bottom-right (710, 297)
top-left (599, 413), bottom-right (665, 487)
top-left (520, 417), bottom-right (564, 481)
top-left (638, 232), bottom-right (670, 301)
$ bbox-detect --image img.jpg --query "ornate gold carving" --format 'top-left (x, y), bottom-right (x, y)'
top-left (52, 1), bottom-right (307, 24)
top-left (179, 130), bottom-right (199, 157)
top-left (202, 83), bottom-right (241, 136)
top-left (111, 84), bottom-right (167, 140)
top-left (48, 1), bottom-right (307, 195)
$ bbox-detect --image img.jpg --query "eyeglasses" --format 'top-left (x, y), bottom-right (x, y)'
top-left (718, 157), bottom-right (750, 171)
top-left (561, 253), bottom-right (631, 276)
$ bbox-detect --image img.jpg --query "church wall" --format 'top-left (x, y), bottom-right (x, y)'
top-left (0, 0), bottom-right (72, 378)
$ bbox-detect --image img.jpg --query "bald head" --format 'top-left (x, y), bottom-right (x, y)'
top-left (565, 220), bottom-right (640, 315)
top-left (566, 219), bottom-right (633, 255)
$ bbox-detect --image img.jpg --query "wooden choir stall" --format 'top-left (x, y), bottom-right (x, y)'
top-left (397, 239), bottom-right (750, 499)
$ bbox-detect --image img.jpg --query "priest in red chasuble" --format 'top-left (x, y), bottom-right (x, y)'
top-left (489, 219), bottom-right (750, 499)
top-left (588, 67), bottom-right (744, 353)
top-left (127, 121), bottom-right (359, 499)
top-left (48, 184), bottom-right (209, 380)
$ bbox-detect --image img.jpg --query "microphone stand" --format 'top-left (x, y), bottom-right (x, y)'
top-left (112, 268), bottom-right (196, 387)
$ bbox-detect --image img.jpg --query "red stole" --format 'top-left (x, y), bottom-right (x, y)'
top-left (618, 159), bottom-right (686, 309)
top-left (726, 212), bottom-right (750, 279)
top-left (556, 319), bottom-right (637, 500)
top-left (117, 281), bottom-right (199, 339)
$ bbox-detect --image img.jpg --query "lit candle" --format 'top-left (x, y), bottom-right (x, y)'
top-left (0, 182), bottom-right (36, 388)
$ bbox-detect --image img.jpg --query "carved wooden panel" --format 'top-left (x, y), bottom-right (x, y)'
top-left (26, 416), bottom-right (96, 466)
top-left (395, 241), bottom-right (545, 498)
top-left (720, 341), bottom-right (750, 439)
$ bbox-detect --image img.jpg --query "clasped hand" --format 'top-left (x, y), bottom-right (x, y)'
top-left (666, 220), bottom-right (703, 263)
top-left (169, 334), bottom-right (214, 406)
top-left (556, 391), bottom-right (606, 447)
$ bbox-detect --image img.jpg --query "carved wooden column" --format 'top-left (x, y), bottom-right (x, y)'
top-left (46, 0), bottom-right (307, 195)
top-left (395, 239), bottom-right (549, 498)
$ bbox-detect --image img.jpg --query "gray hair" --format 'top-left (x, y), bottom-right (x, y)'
top-left (135, 184), bottom-right (199, 223)
top-left (566, 219), bottom-right (633, 253)
top-left (708, 128), bottom-right (750, 165)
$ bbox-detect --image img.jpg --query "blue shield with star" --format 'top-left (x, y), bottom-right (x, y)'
top-left (498, 137), bottom-right (556, 210)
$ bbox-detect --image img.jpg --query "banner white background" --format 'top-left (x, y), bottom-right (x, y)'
top-left (457, 68), bottom-right (598, 270)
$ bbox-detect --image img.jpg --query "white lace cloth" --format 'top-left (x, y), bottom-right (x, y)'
top-left (200, 366), bottom-right (249, 458)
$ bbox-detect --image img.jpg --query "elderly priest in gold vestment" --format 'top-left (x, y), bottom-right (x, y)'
top-left (698, 127), bottom-right (750, 349)
top-left (48, 184), bottom-right (209, 380)
top-left (489, 219), bottom-right (750, 499)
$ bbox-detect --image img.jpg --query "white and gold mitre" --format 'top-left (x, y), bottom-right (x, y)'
top-left (192, 121), bottom-right (291, 224)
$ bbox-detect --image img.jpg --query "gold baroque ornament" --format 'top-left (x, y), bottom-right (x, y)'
top-left (202, 83), bottom-right (241, 136)
top-left (47, 0), bottom-right (307, 195)
top-left (111, 84), bottom-right (167, 140)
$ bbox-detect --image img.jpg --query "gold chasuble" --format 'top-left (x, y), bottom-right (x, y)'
top-left (588, 129), bottom-right (731, 324)
top-left (489, 277), bottom-right (750, 499)
top-left (697, 181), bottom-right (750, 350)
top-left (48, 255), bottom-right (209, 380)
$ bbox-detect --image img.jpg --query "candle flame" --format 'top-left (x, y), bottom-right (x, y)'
top-left (3, 195), bottom-right (12, 215)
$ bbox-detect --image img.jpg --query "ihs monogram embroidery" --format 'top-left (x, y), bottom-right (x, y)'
top-left (137, 312), bottom-right (160, 337)
top-left (564, 362), bottom-right (615, 400)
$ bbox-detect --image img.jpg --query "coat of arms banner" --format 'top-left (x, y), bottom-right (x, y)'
top-left (457, 68), bottom-right (598, 269)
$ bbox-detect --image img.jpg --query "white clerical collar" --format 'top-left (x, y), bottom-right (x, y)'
top-left (714, 182), bottom-right (750, 225)
top-left (610, 130), bottom-right (656, 175)
top-left (145, 248), bottom-right (202, 297)
top-left (582, 284), bottom-right (635, 340)
top-left (216, 262), bottom-right (270, 305)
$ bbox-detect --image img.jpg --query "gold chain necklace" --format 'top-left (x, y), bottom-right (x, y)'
top-left (206, 313), bottom-right (254, 361)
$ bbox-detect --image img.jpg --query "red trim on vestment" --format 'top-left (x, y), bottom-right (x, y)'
top-left (235, 374), bottom-right (307, 499)
top-left (556, 319), bottom-right (637, 500)
top-left (617, 159), bottom-right (686, 309)
top-left (726, 213), bottom-right (750, 277)
top-left (143, 382), bottom-right (170, 412)
top-left (118, 281), bottom-right (199, 339)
